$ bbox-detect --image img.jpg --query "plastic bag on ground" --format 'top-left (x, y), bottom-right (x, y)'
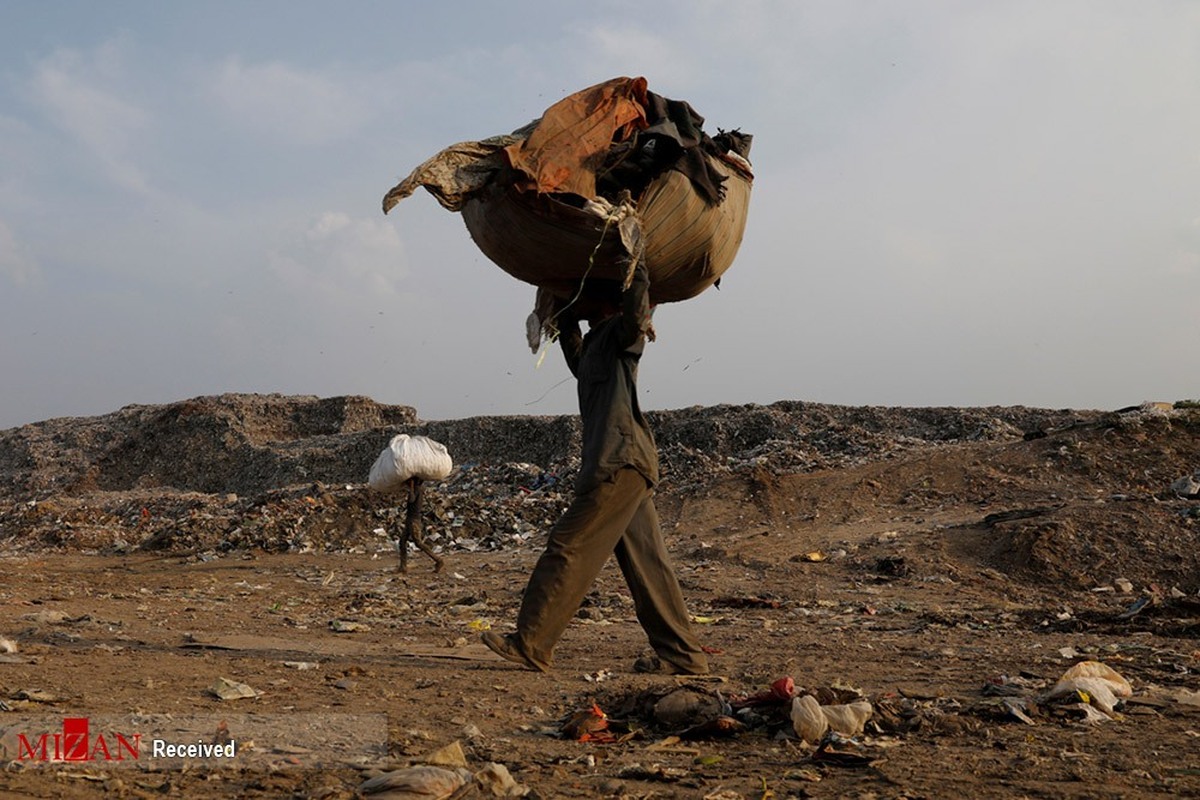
top-left (1054, 660), bottom-right (1132, 697)
top-left (790, 694), bottom-right (873, 744)
top-left (1041, 660), bottom-right (1132, 715)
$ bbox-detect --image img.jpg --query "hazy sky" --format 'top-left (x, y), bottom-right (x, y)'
top-left (2, 1), bottom-right (1198, 430)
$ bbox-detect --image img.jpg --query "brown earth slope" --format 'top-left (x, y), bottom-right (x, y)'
top-left (1, 394), bottom-right (1198, 799)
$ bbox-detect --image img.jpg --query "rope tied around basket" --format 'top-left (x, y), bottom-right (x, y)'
top-left (529, 190), bottom-right (645, 365)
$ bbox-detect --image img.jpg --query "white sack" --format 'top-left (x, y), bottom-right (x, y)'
top-left (368, 434), bottom-right (453, 492)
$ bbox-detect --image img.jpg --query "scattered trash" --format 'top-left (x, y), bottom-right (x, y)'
top-left (1114, 577), bottom-right (1134, 594)
top-left (785, 767), bottom-right (824, 783)
top-left (1067, 702), bottom-right (1114, 725)
top-left (1115, 597), bottom-right (1152, 620)
top-left (1041, 661), bottom-right (1132, 716)
top-left (732, 676), bottom-right (796, 708)
top-left (811, 732), bottom-right (876, 768)
top-left (1170, 471), bottom-right (1200, 498)
top-left (874, 555), bottom-right (910, 577)
top-left (473, 762), bottom-right (528, 797)
top-left (18, 610), bottom-right (69, 625)
top-left (1002, 698), bottom-right (1037, 725)
top-left (697, 788), bottom-right (744, 800)
top-left (0, 637), bottom-right (17, 653)
top-left (678, 714), bottom-right (745, 740)
top-left (359, 765), bottom-right (472, 798)
top-left (282, 661), bottom-right (318, 670)
top-left (419, 741), bottom-right (468, 769)
top-left (617, 763), bottom-right (687, 783)
top-left (982, 674), bottom-right (1036, 697)
top-left (330, 620), bottom-right (371, 633)
top-left (206, 677), bottom-right (262, 701)
top-left (14, 688), bottom-right (61, 704)
top-left (560, 702), bottom-right (610, 742)
top-left (789, 694), bottom-right (873, 743)
top-left (0, 394), bottom-right (1107, 558)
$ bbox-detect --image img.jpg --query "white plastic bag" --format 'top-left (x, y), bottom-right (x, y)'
top-left (789, 694), bottom-right (874, 743)
top-left (1041, 660), bottom-right (1132, 715)
top-left (368, 434), bottom-right (453, 492)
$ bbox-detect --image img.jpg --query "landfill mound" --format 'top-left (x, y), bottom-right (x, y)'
top-left (3, 396), bottom-right (1200, 800)
top-left (2, 393), bottom-right (1198, 593)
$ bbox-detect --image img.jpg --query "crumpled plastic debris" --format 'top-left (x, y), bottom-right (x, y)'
top-left (790, 694), bottom-right (874, 743)
top-left (560, 702), bottom-right (610, 741)
top-left (359, 765), bottom-right (473, 799)
top-left (811, 732), bottom-right (876, 768)
top-left (731, 676), bottom-right (795, 708)
top-left (1170, 471), bottom-right (1200, 498)
top-left (1041, 660), bottom-right (1132, 716)
top-left (330, 619), bottom-right (371, 633)
top-left (422, 741), bottom-right (468, 769)
top-left (474, 762), bottom-right (528, 797)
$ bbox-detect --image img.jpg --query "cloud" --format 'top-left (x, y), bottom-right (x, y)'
top-left (208, 57), bottom-right (371, 146)
top-left (0, 220), bottom-right (40, 286)
top-left (29, 42), bottom-right (152, 195)
top-left (268, 211), bottom-right (408, 302)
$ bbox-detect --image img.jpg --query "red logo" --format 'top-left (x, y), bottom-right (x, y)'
top-left (17, 718), bottom-right (141, 762)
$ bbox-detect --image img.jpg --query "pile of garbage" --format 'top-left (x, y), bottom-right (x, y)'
top-left (0, 393), bottom-right (1116, 556)
top-left (358, 740), bottom-right (528, 798)
top-left (546, 660), bottom-right (1141, 770)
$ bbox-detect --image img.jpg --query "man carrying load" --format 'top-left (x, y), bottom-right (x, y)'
top-left (482, 262), bottom-right (709, 675)
top-left (382, 76), bottom-right (752, 675)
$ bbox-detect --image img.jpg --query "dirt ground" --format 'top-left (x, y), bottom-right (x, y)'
top-left (1, 395), bottom-right (1199, 799)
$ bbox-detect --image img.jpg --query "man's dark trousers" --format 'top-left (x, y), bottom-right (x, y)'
top-left (513, 466), bottom-right (707, 673)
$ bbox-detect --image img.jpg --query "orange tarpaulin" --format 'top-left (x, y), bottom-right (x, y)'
top-left (503, 76), bottom-right (649, 198)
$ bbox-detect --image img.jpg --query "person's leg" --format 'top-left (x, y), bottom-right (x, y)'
top-left (511, 469), bottom-right (645, 670)
top-left (614, 489), bottom-right (709, 674)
